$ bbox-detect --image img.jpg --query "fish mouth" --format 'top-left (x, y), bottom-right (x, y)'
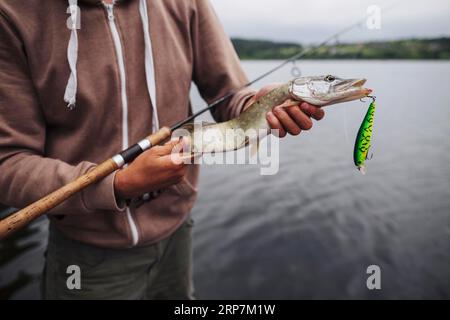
top-left (340, 78), bottom-right (372, 96)
top-left (351, 78), bottom-right (372, 95)
top-left (351, 78), bottom-right (367, 88)
top-left (337, 78), bottom-right (367, 90)
top-left (330, 78), bottom-right (372, 104)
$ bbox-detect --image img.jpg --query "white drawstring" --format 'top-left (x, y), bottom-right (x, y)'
top-left (65, 0), bottom-right (79, 110)
top-left (139, 0), bottom-right (159, 132)
top-left (64, 0), bottom-right (160, 134)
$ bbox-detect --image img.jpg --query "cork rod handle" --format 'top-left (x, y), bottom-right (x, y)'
top-left (0, 127), bottom-right (172, 241)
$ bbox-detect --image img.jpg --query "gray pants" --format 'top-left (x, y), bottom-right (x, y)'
top-left (41, 218), bottom-right (195, 300)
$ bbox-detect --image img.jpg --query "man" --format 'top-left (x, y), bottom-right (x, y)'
top-left (0, 0), bottom-right (324, 299)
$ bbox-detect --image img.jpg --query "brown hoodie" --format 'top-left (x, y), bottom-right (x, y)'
top-left (0, 0), bottom-right (255, 247)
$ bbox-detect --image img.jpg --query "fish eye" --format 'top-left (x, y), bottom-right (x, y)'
top-left (325, 75), bottom-right (335, 82)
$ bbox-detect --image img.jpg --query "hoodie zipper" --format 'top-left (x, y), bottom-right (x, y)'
top-left (103, 2), bottom-right (139, 247)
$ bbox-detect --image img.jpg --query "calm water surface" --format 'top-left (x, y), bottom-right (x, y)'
top-left (1, 60), bottom-right (450, 299)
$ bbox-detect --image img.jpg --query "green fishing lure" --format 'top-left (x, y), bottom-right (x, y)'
top-left (354, 97), bottom-right (376, 175)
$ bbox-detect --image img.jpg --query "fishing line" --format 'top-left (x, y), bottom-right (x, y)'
top-left (337, 0), bottom-right (404, 151)
top-left (172, 0), bottom-right (404, 132)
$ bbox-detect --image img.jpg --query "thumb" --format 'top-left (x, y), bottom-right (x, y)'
top-left (155, 139), bottom-right (182, 156)
top-left (255, 83), bottom-right (282, 100)
top-left (245, 83), bottom-right (283, 110)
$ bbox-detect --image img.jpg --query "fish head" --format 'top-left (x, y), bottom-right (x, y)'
top-left (289, 75), bottom-right (372, 106)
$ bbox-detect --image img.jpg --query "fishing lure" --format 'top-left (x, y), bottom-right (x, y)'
top-left (354, 96), bottom-right (376, 175)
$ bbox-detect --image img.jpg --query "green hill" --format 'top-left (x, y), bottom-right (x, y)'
top-left (231, 37), bottom-right (450, 60)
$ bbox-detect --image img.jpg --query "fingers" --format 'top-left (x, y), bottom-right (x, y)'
top-left (152, 136), bottom-right (191, 155)
top-left (144, 139), bottom-right (186, 171)
top-left (273, 106), bottom-right (302, 135)
top-left (254, 83), bottom-right (282, 100)
top-left (245, 83), bottom-right (284, 110)
top-left (154, 155), bottom-right (188, 185)
top-left (267, 101), bottom-right (326, 137)
top-left (164, 136), bottom-right (197, 167)
top-left (153, 139), bottom-right (181, 155)
top-left (299, 102), bottom-right (325, 121)
top-left (266, 111), bottom-right (287, 138)
top-left (284, 106), bottom-right (313, 131)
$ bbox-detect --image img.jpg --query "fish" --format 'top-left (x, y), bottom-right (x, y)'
top-left (179, 75), bottom-right (372, 154)
top-left (353, 99), bottom-right (376, 175)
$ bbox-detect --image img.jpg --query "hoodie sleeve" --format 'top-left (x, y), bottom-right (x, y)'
top-left (191, 0), bottom-right (256, 122)
top-left (0, 12), bottom-right (124, 215)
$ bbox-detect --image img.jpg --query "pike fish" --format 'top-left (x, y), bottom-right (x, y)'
top-left (180, 75), bottom-right (372, 153)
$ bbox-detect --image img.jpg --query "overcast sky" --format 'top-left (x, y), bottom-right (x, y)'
top-left (210, 0), bottom-right (450, 44)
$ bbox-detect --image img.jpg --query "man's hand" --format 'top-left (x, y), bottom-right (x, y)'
top-left (114, 140), bottom-right (188, 200)
top-left (246, 84), bottom-right (325, 137)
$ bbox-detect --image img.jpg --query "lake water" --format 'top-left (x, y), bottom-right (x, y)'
top-left (1, 60), bottom-right (450, 299)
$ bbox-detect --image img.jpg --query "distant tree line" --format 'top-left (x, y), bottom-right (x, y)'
top-left (231, 37), bottom-right (450, 60)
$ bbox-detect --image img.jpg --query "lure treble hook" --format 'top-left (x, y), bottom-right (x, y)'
top-left (360, 95), bottom-right (376, 103)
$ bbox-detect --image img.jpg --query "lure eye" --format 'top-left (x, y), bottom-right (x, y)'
top-left (325, 75), bottom-right (335, 82)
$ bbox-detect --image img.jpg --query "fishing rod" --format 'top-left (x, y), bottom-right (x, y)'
top-left (0, 3), bottom-right (399, 240)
